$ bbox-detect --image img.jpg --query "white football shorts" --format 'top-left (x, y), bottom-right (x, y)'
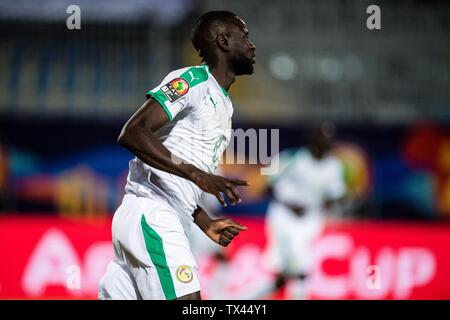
top-left (98, 194), bottom-right (200, 300)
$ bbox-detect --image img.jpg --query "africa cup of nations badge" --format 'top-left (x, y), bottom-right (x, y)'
top-left (176, 265), bottom-right (194, 283)
top-left (162, 78), bottom-right (189, 103)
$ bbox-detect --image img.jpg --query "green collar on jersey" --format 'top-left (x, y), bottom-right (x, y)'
top-left (220, 86), bottom-right (229, 97)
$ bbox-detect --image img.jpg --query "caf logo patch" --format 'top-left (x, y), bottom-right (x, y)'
top-left (176, 265), bottom-right (194, 283)
top-left (161, 77), bottom-right (190, 103)
top-left (170, 78), bottom-right (189, 95)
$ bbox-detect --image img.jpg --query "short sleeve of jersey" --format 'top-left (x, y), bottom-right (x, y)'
top-left (146, 66), bottom-right (209, 121)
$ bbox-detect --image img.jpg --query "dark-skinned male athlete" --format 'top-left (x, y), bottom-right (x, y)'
top-left (98, 11), bottom-right (256, 300)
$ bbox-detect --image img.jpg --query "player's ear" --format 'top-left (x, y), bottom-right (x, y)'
top-left (216, 33), bottom-right (230, 52)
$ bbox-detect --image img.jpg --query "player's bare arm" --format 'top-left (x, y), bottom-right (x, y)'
top-left (192, 206), bottom-right (247, 246)
top-left (117, 98), bottom-right (248, 206)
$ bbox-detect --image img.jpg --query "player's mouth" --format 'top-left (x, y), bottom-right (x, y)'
top-left (251, 55), bottom-right (256, 64)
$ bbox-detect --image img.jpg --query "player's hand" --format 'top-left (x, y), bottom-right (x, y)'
top-left (204, 218), bottom-right (247, 247)
top-left (190, 170), bottom-right (249, 207)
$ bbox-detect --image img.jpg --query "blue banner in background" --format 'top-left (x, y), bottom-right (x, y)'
top-left (1, 117), bottom-right (449, 220)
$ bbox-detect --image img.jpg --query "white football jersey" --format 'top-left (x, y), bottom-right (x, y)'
top-left (263, 148), bottom-right (347, 275)
top-left (124, 64), bottom-right (233, 228)
top-left (270, 148), bottom-right (346, 216)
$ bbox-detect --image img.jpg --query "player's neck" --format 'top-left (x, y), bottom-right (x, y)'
top-left (208, 62), bottom-right (235, 92)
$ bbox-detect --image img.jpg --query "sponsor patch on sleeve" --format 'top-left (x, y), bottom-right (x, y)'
top-left (161, 78), bottom-right (190, 103)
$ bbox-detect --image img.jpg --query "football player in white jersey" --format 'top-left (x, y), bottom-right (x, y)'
top-left (98, 11), bottom-right (256, 300)
top-left (262, 123), bottom-right (347, 299)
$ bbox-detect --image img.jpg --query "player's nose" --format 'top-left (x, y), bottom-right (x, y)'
top-left (249, 41), bottom-right (256, 51)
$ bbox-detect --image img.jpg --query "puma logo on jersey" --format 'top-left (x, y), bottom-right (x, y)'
top-left (209, 96), bottom-right (218, 110)
top-left (188, 71), bottom-right (200, 82)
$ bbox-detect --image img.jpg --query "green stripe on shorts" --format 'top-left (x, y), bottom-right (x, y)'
top-left (140, 214), bottom-right (177, 300)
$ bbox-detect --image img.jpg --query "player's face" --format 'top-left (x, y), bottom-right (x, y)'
top-left (229, 17), bottom-right (256, 75)
top-left (309, 133), bottom-right (333, 159)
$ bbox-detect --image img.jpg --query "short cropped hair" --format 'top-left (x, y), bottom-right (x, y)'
top-left (191, 10), bottom-right (238, 52)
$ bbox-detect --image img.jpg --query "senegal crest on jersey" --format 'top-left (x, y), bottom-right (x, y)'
top-left (175, 265), bottom-right (194, 283)
top-left (161, 78), bottom-right (190, 103)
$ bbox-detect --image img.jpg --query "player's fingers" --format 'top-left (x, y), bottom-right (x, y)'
top-left (224, 189), bottom-right (238, 206)
top-left (228, 178), bottom-right (249, 186)
top-left (215, 192), bottom-right (227, 207)
top-left (223, 229), bottom-right (235, 239)
top-left (221, 232), bottom-right (233, 242)
top-left (228, 221), bottom-right (248, 231)
top-left (219, 237), bottom-right (231, 247)
top-left (226, 226), bottom-right (240, 236)
top-left (225, 184), bottom-right (241, 203)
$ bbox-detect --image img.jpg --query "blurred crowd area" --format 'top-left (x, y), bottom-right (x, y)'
top-left (0, 0), bottom-right (449, 221)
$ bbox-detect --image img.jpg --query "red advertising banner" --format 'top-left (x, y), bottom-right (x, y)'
top-left (0, 215), bottom-right (449, 300)
top-left (0, 215), bottom-right (113, 299)
top-left (310, 221), bottom-right (450, 300)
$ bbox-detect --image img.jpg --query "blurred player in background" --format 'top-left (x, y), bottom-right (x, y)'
top-left (98, 11), bottom-right (256, 300)
top-left (262, 122), bottom-right (347, 299)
